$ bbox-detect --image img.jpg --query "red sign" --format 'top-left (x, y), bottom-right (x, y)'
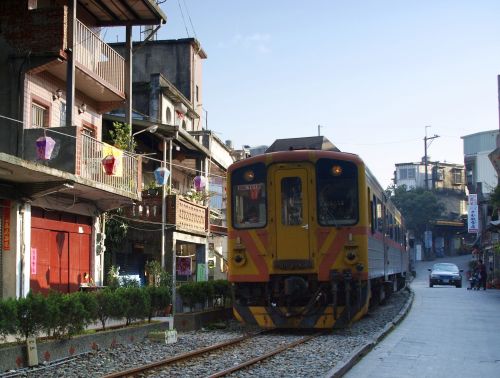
top-left (2, 200), bottom-right (10, 251)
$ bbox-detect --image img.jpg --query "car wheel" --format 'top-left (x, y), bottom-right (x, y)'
top-left (456, 283), bottom-right (462, 288)
top-left (429, 282), bottom-right (433, 288)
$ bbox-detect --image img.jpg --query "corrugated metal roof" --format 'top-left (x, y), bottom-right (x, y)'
top-left (79, 0), bottom-right (167, 27)
top-left (265, 136), bottom-right (340, 153)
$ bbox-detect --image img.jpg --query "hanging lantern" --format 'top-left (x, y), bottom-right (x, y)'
top-left (35, 136), bottom-right (56, 160)
top-left (102, 154), bottom-right (117, 175)
top-left (194, 176), bottom-right (207, 191)
top-left (154, 167), bottom-right (170, 185)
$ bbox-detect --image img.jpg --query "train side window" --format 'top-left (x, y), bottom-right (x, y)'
top-left (368, 189), bottom-right (375, 234)
top-left (376, 200), bottom-right (383, 232)
top-left (281, 177), bottom-right (303, 226)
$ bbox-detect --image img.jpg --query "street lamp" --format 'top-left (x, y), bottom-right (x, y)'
top-left (130, 124), bottom-right (159, 150)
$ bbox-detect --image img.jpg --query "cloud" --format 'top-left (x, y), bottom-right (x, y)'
top-left (218, 33), bottom-right (271, 54)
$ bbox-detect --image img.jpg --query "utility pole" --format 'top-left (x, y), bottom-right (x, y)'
top-left (424, 126), bottom-right (440, 190)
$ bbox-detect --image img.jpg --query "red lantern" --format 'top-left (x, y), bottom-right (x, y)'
top-left (36, 136), bottom-right (56, 160)
top-left (102, 155), bottom-right (117, 175)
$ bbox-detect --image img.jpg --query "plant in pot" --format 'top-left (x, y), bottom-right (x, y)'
top-left (145, 180), bottom-right (160, 196)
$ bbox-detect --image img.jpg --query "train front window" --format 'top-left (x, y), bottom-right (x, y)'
top-left (231, 163), bottom-right (267, 229)
top-left (281, 177), bottom-right (303, 226)
top-left (317, 159), bottom-right (358, 226)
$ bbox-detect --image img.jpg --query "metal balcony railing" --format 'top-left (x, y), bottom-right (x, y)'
top-left (74, 19), bottom-right (125, 93)
top-left (80, 134), bottom-right (139, 196)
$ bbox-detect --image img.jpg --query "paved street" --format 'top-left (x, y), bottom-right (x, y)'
top-left (345, 254), bottom-right (500, 378)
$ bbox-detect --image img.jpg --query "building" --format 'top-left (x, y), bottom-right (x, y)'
top-left (394, 160), bottom-right (467, 257)
top-left (462, 130), bottom-right (499, 197)
top-left (103, 38), bottom-right (233, 308)
top-left (0, 0), bottom-right (166, 298)
top-left (462, 129), bottom-right (500, 263)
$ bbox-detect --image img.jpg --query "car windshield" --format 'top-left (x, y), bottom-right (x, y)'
top-left (432, 263), bottom-right (459, 273)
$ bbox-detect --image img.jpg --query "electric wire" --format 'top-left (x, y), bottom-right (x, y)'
top-left (177, 0), bottom-right (190, 37)
top-left (181, 0), bottom-right (198, 39)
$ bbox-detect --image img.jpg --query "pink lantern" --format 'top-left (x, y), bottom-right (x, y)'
top-left (102, 155), bottom-right (117, 175)
top-left (154, 167), bottom-right (170, 185)
top-left (36, 136), bottom-right (56, 160)
top-left (194, 176), bottom-right (207, 191)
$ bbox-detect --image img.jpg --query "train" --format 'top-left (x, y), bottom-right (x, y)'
top-left (227, 137), bottom-right (408, 329)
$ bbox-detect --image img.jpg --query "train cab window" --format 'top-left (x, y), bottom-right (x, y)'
top-left (231, 163), bottom-right (267, 229)
top-left (316, 159), bottom-right (358, 226)
top-left (281, 177), bottom-right (303, 226)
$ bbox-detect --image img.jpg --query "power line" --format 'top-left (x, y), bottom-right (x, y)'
top-left (177, 0), bottom-right (190, 37)
top-left (182, 0), bottom-right (198, 39)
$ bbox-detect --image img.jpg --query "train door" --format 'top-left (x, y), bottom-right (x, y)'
top-left (273, 168), bottom-right (311, 262)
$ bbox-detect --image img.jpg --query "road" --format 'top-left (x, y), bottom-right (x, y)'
top-left (344, 254), bottom-right (500, 378)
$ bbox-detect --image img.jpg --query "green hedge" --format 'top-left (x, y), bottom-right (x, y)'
top-left (0, 285), bottom-right (171, 341)
top-left (178, 279), bottom-right (231, 311)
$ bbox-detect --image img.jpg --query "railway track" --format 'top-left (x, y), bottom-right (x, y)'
top-left (103, 330), bottom-right (324, 378)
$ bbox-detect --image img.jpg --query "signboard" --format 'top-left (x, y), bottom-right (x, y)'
top-left (2, 200), bottom-right (10, 251)
top-left (468, 194), bottom-right (479, 233)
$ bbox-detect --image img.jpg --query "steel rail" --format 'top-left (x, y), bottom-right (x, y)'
top-left (206, 331), bottom-right (325, 378)
top-left (102, 331), bottom-right (264, 378)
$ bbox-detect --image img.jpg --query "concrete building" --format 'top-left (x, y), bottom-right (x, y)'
top-left (0, 0), bottom-right (166, 298)
top-left (394, 160), bottom-right (467, 257)
top-left (103, 38), bottom-right (233, 305)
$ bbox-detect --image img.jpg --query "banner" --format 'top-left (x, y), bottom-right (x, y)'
top-left (468, 194), bottom-right (479, 233)
top-left (2, 200), bottom-right (10, 251)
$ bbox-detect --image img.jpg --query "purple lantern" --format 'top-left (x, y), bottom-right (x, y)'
top-left (194, 175), bottom-right (207, 191)
top-left (154, 167), bottom-right (170, 185)
top-left (36, 136), bottom-right (56, 160)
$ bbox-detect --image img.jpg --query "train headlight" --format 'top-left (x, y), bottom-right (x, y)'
top-left (344, 247), bottom-right (359, 265)
top-left (234, 253), bottom-right (246, 266)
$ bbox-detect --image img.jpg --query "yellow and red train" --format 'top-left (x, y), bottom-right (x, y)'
top-left (227, 137), bottom-right (408, 329)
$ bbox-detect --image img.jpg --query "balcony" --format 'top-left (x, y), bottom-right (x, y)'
top-left (20, 127), bottom-right (140, 199)
top-left (126, 193), bottom-right (208, 236)
top-left (42, 17), bottom-right (126, 103)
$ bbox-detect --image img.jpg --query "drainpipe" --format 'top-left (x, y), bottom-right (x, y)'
top-left (66, 0), bottom-right (76, 127)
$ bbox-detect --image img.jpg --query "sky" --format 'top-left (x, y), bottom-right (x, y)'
top-left (111, 1), bottom-right (500, 188)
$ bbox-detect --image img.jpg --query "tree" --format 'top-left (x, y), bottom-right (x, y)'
top-left (389, 185), bottom-right (445, 237)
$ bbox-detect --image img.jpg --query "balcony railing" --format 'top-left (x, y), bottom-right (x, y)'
top-left (79, 134), bottom-right (139, 196)
top-left (74, 19), bottom-right (125, 93)
top-left (126, 193), bottom-right (208, 235)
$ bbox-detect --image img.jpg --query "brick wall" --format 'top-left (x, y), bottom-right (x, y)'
top-left (0, 1), bottom-right (67, 54)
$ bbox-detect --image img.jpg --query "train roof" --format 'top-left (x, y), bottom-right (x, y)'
top-left (266, 136), bottom-right (340, 153)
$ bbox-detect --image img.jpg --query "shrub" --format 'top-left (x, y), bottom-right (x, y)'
top-left (145, 286), bottom-right (171, 322)
top-left (44, 291), bottom-right (65, 338)
top-left (95, 288), bottom-right (123, 330)
top-left (16, 292), bottom-right (47, 340)
top-left (0, 298), bottom-right (17, 340)
top-left (116, 287), bottom-right (150, 325)
top-left (57, 293), bottom-right (87, 338)
top-left (212, 280), bottom-right (231, 307)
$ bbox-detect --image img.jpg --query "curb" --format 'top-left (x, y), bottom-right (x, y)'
top-left (325, 286), bottom-right (415, 378)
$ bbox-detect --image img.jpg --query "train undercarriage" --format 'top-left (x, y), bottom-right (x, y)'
top-left (232, 272), bottom-right (406, 329)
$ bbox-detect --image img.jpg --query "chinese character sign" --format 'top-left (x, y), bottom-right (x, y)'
top-left (467, 205), bottom-right (479, 234)
top-left (468, 194), bottom-right (477, 206)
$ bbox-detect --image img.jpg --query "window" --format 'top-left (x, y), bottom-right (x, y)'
top-left (317, 159), bottom-right (358, 226)
top-left (232, 163), bottom-right (267, 229)
top-left (281, 177), bottom-right (303, 226)
top-left (166, 108), bottom-right (172, 124)
top-left (399, 167), bottom-right (415, 180)
top-left (452, 170), bottom-right (463, 185)
top-left (31, 102), bottom-right (48, 128)
top-left (196, 85), bottom-right (199, 102)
